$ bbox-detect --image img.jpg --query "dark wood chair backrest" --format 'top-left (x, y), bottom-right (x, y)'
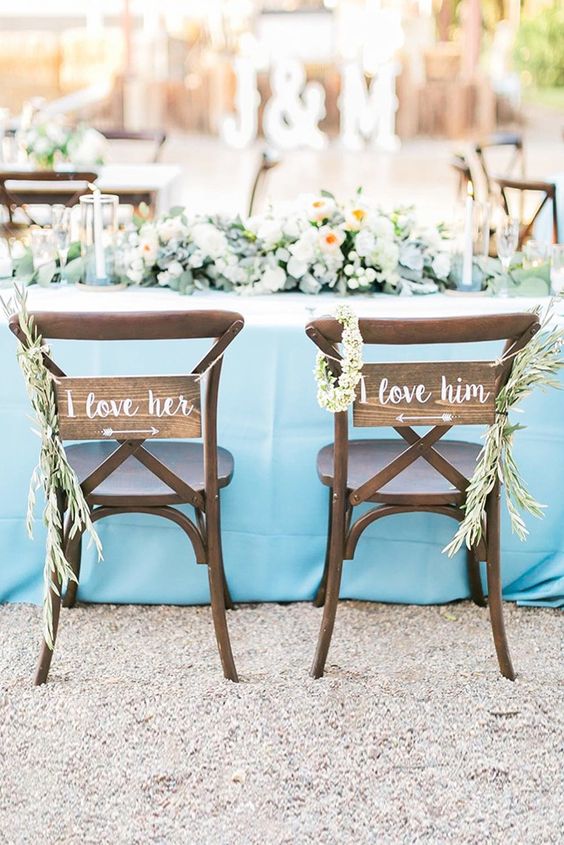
top-left (306, 313), bottom-right (539, 501)
top-left (98, 129), bottom-right (167, 163)
top-left (473, 131), bottom-right (524, 195)
top-left (494, 176), bottom-right (558, 247)
top-left (9, 309), bottom-right (244, 504)
top-left (0, 170), bottom-right (98, 225)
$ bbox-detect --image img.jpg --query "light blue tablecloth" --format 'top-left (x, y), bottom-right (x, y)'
top-left (1, 289), bottom-right (563, 608)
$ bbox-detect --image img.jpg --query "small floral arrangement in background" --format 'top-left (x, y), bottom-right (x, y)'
top-left (117, 191), bottom-right (456, 297)
top-left (23, 118), bottom-right (107, 169)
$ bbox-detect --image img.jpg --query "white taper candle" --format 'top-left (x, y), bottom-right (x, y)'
top-left (92, 187), bottom-right (106, 280)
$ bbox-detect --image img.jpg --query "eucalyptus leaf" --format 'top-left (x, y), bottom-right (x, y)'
top-left (63, 257), bottom-right (84, 284)
top-left (37, 261), bottom-right (57, 287)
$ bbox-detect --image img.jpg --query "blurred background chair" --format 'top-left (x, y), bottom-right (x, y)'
top-left (247, 147), bottom-right (281, 217)
top-left (0, 169), bottom-right (97, 235)
top-left (494, 176), bottom-right (558, 248)
top-left (98, 129), bottom-right (167, 163)
top-left (473, 131), bottom-right (525, 197)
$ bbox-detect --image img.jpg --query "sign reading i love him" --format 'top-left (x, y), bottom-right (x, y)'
top-left (354, 361), bottom-right (497, 427)
top-left (54, 375), bottom-right (201, 440)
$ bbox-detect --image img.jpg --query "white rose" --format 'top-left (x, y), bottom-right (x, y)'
top-left (188, 251), bottom-right (204, 269)
top-left (157, 270), bottom-right (171, 287)
top-left (287, 256), bottom-right (307, 279)
top-left (355, 230), bottom-right (376, 258)
top-left (282, 218), bottom-right (303, 239)
top-left (373, 216), bottom-right (395, 239)
top-left (256, 219), bottom-right (283, 249)
top-left (167, 261), bottom-right (184, 278)
top-left (191, 223), bottom-right (228, 260)
top-left (432, 252), bottom-right (451, 279)
top-left (127, 267), bottom-right (144, 284)
top-left (289, 229), bottom-right (318, 263)
top-left (158, 216), bottom-right (187, 244)
top-left (261, 265), bottom-right (286, 292)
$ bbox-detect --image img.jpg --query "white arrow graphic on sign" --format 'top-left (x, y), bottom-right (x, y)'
top-left (101, 426), bottom-right (160, 437)
top-left (396, 413), bottom-right (454, 423)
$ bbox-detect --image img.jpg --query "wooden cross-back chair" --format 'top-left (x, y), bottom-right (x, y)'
top-left (0, 170), bottom-right (98, 232)
top-left (98, 129), bottom-right (167, 163)
top-left (494, 176), bottom-right (559, 249)
top-left (9, 309), bottom-right (244, 685)
top-left (473, 131), bottom-right (525, 197)
top-left (247, 147), bottom-right (281, 217)
top-left (306, 312), bottom-right (540, 681)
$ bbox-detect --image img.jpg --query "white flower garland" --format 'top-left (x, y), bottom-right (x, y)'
top-left (315, 305), bottom-right (364, 412)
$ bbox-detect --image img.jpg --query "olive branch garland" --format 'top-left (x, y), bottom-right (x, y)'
top-left (444, 304), bottom-right (564, 557)
top-left (315, 303), bottom-right (564, 558)
top-left (2, 287), bottom-right (102, 648)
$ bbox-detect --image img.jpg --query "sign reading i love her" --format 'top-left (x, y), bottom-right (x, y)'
top-left (54, 376), bottom-right (201, 440)
top-left (354, 362), bottom-right (497, 427)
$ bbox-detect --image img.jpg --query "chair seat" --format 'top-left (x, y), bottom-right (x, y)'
top-left (317, 438), bottom-right (482, 505)
top-left (66, 441), bottom-right (234, 506)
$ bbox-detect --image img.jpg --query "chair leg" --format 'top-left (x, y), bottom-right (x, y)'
top-left (62, 530), bottom-right (83, 608)
top-left (311, 492), bottom-right (347, 680)
top-left (467, 546), bottom-right (486, 607)
top-left (208, 561), bottom-right (238, 682)
top-left (313, 487), bottom-right (332, 608)
top-left (486, 488), bottom-right (515, 681)
top-left (206, 497), bottom-right (238, 682)
top-left (34, 574), bottom-right (63, 686)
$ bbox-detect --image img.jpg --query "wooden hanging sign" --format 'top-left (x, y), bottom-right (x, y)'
top-left (353, 361), bottom-right (497, 427)
top-left (54, 375), bottom-right (201, 440)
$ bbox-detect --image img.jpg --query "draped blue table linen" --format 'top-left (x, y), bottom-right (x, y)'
top-left (1, 288), bottom-right (562, 609)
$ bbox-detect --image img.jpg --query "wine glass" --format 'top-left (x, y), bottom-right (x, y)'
top-left (51, 205), bottom-right (71, 283)
top-left (550, 245), bottom-right (564, 296)
top-left (496, 216), bottom-right (519, 298)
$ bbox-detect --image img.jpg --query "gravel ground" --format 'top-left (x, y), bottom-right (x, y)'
top-left (0, 600), bottom-right (562, 845)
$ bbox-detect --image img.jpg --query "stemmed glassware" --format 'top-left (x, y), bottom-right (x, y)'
top-left (496, 216), bottom-right (519, 298)
top-left (51, 205), bottom-right (71, 283)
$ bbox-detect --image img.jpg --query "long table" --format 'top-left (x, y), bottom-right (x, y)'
top-left (1, 287), bottom-right (563, 609)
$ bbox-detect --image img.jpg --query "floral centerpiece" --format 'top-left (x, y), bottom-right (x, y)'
top-left (23, 119), bottom-right (107, 168)
top-left (11, 191), bottom-right (551, 297)
top-left (119, 192), bottom-right (456, 296)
